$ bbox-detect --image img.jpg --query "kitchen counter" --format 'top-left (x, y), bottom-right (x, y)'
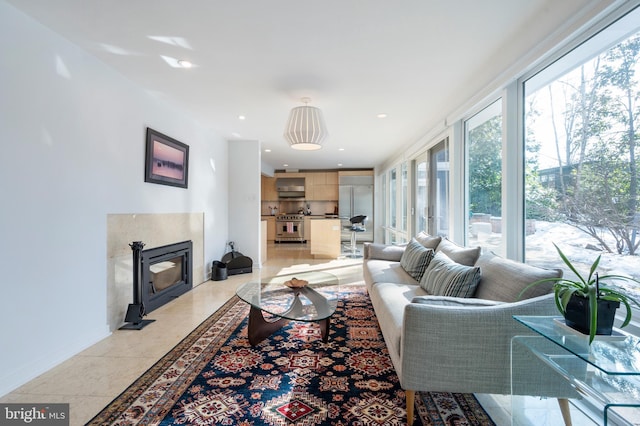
top-left (309, 219), bottom-right (341, 258)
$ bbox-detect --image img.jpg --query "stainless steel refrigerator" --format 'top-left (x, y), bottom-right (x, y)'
top-left (339, 175), bottom-right (374, 242)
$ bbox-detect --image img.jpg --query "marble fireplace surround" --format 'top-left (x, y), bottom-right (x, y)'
top-left (107, 213), bottom-right (205, 331)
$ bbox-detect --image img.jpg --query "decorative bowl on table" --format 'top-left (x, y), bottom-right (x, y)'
top-left (284, 278), bottom-right (308, 288)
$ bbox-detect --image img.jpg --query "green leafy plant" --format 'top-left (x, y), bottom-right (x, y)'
top-left (523, 243), bottom-right (640, 343)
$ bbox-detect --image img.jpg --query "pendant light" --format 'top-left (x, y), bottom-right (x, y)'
top-left (283, 97), bottom-right (328, 150)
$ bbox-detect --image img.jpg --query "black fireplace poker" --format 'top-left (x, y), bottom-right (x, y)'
top-left (120, 241), bottom-right (155, 330)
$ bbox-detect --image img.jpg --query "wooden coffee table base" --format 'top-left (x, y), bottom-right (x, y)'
top-left (247, 306), bottom-right (331, 346)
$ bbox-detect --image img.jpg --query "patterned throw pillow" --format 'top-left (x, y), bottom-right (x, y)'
top-left (420, 251), bottom-right (481, 297)
top-left (400, 238), bottom-right (435, 281)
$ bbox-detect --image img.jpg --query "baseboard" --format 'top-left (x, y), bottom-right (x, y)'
top-left (0, 327), bottom-right (111, 398)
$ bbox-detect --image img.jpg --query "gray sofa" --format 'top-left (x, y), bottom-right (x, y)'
top-left (363, 234), bottom-right (564, 424)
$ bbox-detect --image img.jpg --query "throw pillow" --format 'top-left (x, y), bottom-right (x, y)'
top-left (435, 238), bottom-right (481, 266)
top-left (473, 251), bottom-right (562, 302)
top-left (400, 238), bottom-right (435, 281)
top-left (364, 243), bottom-right (406, 261)
top-left (414, 232), bottom-right (442, 250)
top-left (420, 251), bottom-right (482, 297)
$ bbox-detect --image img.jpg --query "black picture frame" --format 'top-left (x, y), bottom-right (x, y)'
top-left (144, 128), bottom-right (189, 188)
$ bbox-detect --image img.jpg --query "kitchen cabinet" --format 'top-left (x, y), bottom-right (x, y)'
top-left (264, 216), bottom-right (276, 241)
top-left (326, 172), bottom-right (338, 185)
top-left (310, 172), bottom-right (326, 185)
top-left (307, 172), bottom-right (338, 201)
top-left (262, 171), bottom-right (341, 202)
top-left (260, 220), bottom-right (267, 264)
top-left (304, 216), bottom-right (311, 241)
top-left (310, 219), bottom-right (341, 258)
top-left (261, 176), bottom-right (278, 201)
top-left (311, 185), bottom-right (338, 200)
top-left (338, 170), bottom-right (374, 177)
top-left (274, 172), bottom-right (305, 178)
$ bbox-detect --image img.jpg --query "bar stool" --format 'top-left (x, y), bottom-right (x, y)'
top-left (344, 215), bottom-right (367, 258)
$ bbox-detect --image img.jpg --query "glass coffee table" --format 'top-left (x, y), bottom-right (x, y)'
top-left (235, 271), bottom-right (340, 346)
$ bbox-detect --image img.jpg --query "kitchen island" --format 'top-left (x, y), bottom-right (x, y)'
top-left (309, 218), bottom-right (341, 258)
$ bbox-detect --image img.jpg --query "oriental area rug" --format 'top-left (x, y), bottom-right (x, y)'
top-left (88, 285), bottom-right (495, 425)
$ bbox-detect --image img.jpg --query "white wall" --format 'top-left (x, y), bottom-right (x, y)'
top-left (0, 1), bottom-right (229, 396)
top-left (228, 140), bottom-right (261, 265)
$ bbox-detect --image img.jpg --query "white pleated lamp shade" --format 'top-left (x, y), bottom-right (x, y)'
top-left (283, 105), bottom-right (328, 150)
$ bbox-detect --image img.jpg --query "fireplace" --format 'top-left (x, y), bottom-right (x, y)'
top-left (141, 240), bottom-right (193, 312)
top-left (122, 240), bottom-right (193, 329)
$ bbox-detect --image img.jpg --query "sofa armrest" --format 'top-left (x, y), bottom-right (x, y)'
top-left (400, 293), bottom-right (559, 394)
top-left (363, 242), bottom-right (406, 261)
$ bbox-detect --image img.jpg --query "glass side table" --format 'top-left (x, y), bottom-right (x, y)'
top-left (511, 315), bottom-right (640, 425)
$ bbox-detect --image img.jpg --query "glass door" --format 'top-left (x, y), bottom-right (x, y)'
top-left (414, 156), bottom-right (428, 234)
top-left (430, 139), bottom-right (450, 237)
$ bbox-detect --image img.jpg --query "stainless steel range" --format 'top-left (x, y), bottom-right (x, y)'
top-left (275, 214), bottom-right (305, 242)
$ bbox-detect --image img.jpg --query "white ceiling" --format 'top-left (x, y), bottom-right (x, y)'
top-left (7, 0), bottom-right (593, 171)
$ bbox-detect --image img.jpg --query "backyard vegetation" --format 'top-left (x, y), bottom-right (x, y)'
top-left (469, 30), bottom-right (640, 301)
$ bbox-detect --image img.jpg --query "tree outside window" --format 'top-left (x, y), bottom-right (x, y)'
top-left (525, 29), bottom-right (640, 300)
top-left (466, 100), bottom-right (503, 254)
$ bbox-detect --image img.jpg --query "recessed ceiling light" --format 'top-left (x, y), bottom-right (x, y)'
top-left (238, 115), bottom-right (246, 120)
top-left (264, 149), bottom-right (271, 153)
top-left (377, 113), bottom-right (388, 118)
top-left (338, 148), bottom-right (345, 151)
top-left (177, 60), bottom-right (192, 68)
top-left (283, 163), bottom-right (289, 167)
top-left (338, 163), bottom-right (343, 167)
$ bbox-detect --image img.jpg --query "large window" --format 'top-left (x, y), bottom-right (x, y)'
top-left (524, 9), bottom-right (640, 301)
top-left (390, 168), bottom-right (397, 230)
top-left (431, 140), bottom-right (450, 238)
top-left (465, 100), bottom-right (503, 254)
top-left (384, 163), bottom-right (410, 244)
top-left (415, 158), bottom-right (428, 233)
top-left (401, 162), bottom-right (408, 233)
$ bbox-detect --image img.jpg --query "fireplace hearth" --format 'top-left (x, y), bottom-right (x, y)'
top-left (121, 240), bottom-right (193, 329)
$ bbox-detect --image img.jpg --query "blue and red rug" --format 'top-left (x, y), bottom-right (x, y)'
top-left (88, 285), bottom-right (494, 425)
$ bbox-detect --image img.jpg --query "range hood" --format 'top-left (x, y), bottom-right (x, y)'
top-left (276, 177), bottom-right (305, 198)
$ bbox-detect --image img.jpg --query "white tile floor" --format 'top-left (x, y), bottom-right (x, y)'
top-left (1, 242), bottom-right (588, 426)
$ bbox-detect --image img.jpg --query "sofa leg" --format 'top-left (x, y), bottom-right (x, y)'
top-left (557, 398), bottom-right (572, 426)
top-left (406, 390), bottom-right (415, 424)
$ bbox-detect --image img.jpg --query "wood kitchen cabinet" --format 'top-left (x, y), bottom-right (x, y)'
top-left (325, 172), bottom-right (338, 184)
top-left (264, 216), bottom-right (276, 241)
top-left (310, 219), bottom-right (341, 258)
top-left (311, 185), bottom-right (338, 201)
top-left (304, 216), bottom-right (311, 241)
top-left (263, 171), bottom-right (339, 201)
top-left (310, 172), bottom-right (326, 185)
top-left (261, 176), bottom-right (278, 201)
top-left (307, 172), bottom-right (338, 201)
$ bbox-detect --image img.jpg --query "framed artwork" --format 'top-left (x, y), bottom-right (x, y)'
top-left (144, 128), bottom-right (189, 188)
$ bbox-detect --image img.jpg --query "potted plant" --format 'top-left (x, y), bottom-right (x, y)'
top-left (524, 243), bottom-right (640, 344)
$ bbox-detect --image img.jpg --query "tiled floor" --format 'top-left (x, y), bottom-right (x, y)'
top-left (0, 243), bottom-right (363, 425)
top-left (1, 242), bottom-right (590, 426)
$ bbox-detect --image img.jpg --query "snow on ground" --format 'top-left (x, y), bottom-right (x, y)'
top-left (471, 220), bottom-right (640, 301)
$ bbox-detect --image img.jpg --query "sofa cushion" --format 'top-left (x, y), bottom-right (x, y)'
top-left (368, 282), bottom-right (427, 366)
top-left (420, 252), bottom-right (481, 297)
top-left (411, 295), bottom-right (503, 307)
top-left (414, 232), bottom-right (442, 250)
top-left (363, 260), bottom-right (419, 290)
top-left (473, 251), bottom-right (560, 302)
top-left (400, 239), bottom-right (435, 281)
top-left (435, 238), bottom-right (481, 266)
